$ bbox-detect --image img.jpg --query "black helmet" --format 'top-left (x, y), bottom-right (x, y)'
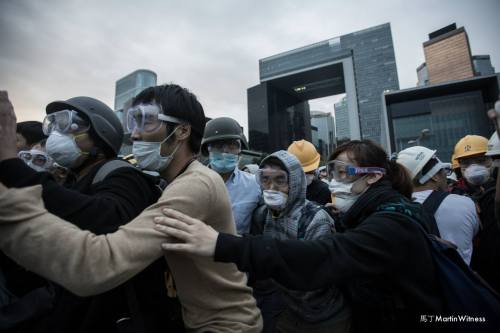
top-left (46, 97), bottom-right (124, 155)
top-left (201, 117), bottom-right (248, 155)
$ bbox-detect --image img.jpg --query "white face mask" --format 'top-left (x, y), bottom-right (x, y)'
top-left (46, 131), bottom-right (86, 169)
top-left (305, 174), bottom-right (315, 186)
top-left (132, 126), bottom-right (180, 172)
top-left (328, 177), bottom-right (365, 213)
top-left (263, 190), bottom-right (288, 211)
top-left (463, 164), bottom-right (490, 186)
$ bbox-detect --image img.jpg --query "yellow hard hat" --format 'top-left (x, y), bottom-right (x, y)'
top-left (287, 139), bottom-right (320, 173)
top-left (451, 153), bottom-right (459, 170)
top-left (453, 135), bottom-right (488, 160)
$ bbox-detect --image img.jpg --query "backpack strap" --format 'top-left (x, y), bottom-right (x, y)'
top-left (249, 204), bottom-right (268, 236)
top-left (422, 190), bottom-right (449, 216)
top-left (297, 204), bottom-right (324, 240)
top-left (92, 159), bottom-right (137, 185)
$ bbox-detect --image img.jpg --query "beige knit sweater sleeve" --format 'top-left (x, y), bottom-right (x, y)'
top-left (0, 163), bottom-right (263, 332)
top-left (0, 166), bottom-right (214, 297)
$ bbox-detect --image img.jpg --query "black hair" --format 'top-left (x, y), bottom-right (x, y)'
top-left (329, 140), bottom-right (413, 199)
top-left (87, 126), bottom-right (116, 158)
top-left (16, 121), bottom-right (47, 145)
top-left (132, 84), bottom-right (206, 153)
top-left (73, 112), bottom-right (116, 158)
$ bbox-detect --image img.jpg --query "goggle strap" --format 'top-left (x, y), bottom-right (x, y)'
top-left (158, 114), bottom-right (184, 124)
top-left (418, 162), bottom-right (451, 184)
top-left (346, 166), bottom-right (386, 176)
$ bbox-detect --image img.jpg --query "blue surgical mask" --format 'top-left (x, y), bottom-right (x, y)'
top-left (46, 131), bottom-right (87, 169)
top-left (132, 126), bottom-right (180, 172)
top-left (209, 152), bottom-right (239, 174)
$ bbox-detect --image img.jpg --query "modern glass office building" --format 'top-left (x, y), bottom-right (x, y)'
top-left (383, 74), bottom-right (499, 161)
top-left (248, 23), bottom-right (399, 153)
top-left (114, 69), bottom-right (157, 155)
top-left (334, 96), bottom-right (350, 141)
top-left (114, 69), bottom-right (157, 112)
top-left (311, 110), bottom-right (335, 160)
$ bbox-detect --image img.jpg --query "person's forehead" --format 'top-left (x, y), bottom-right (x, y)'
top-left (261, 163), bottom-right (285, 172)
top-left (459, 154), bottom-right (487, 163)
top-left (335, 152), bottom-right (354, 164)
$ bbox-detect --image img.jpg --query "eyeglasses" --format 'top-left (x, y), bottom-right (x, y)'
top-left (207, 140), bottom-right (241, 154)
top-left (126, 103), bottom-right (184, 133)
top-left (43, 110), bottom-right (90, 135)
top-left (256, 168), bottom-right (289, 189)
top-left (18, 150), bottom-right (53, 168)
top-left (326, 159), bottom-right (386, 182)
top-left (459, 155), bottom-right (491, 168)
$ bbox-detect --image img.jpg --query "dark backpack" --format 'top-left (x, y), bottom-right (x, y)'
top-left (376, 211), bottom-right (500, 332)
top-left (419, 190), bottom-right (450, 237)
top-left (0, 264), bottom-right (55, 331)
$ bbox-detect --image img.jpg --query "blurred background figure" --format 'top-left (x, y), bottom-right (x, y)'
top-left (16, 121), bottom-right (47, 152)
top-left (288, 140), bottom-right (331, 205)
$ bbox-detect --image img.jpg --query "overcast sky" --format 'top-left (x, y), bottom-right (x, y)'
top-left (1, 0), bottom-right (499, 135)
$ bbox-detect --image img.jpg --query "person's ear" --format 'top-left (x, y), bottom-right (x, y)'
top-left (175, 124), bottom-right (191, 141)
top-left (430, 173), bottom-right (441, 183)
top-left (366, 173), bottom-right (383, 185)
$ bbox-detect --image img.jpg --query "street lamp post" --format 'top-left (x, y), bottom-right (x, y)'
top-left (408, 128), bottom-right (431, 146)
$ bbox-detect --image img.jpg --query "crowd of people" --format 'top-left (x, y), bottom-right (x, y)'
top-left (0, 85), bottom-right (499, 333)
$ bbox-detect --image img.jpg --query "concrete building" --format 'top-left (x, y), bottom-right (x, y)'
top-left (247, 23), bottom-right (399, 153)
top-left (423, 24), bottom-right (475, 85)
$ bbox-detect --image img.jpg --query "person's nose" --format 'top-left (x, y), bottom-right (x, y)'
top-left (130, 128), bottom-right (142, 141)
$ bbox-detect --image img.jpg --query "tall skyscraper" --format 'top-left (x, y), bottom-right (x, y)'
top-left (114, 69), bottom-right (157, 112)
top-left (334, 96), bottom-right (350, 141)
top-left (247, 23), bottom-right (399, 152)
top-left (311, 110), bottom-right (335, 159)
top-left (423, 24), bottom-right (475, 85)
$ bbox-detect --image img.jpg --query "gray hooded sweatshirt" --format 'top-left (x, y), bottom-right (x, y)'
top-left (260, 150), bottom-right (351, 323)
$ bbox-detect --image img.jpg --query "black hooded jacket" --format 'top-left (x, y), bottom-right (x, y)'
top-left (215, 180), bottom-right (443, 332)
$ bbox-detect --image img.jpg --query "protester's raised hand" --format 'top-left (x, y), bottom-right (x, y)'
top-left (0, 91), bottom-right (18, 161)
top-left (154, 208), bottom-right (218, 257)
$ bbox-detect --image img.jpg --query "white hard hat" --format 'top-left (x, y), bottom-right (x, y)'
top-left (485, 132), bottom-right (500, 157)
top-left (397, 146), bottom-right (437, 183)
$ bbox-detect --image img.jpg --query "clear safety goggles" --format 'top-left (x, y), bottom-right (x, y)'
top-left (207, 139), bottom-right (241, 154)
top-left (126, 103), bottom-right (184, 133)
top-left (18, 150), bottom-right (53, 169)
top-left (43, 110), bottom-right (90, 135)
top-left (326, 159), bottom-right (386, 182)
top-left (256, 168), bottom-right (289, 189)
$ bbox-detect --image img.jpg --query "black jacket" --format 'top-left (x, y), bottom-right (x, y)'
top-left (306, 178), bottom-right (331, 205)
top-left (0, 158), bottom-right (183, 333)
top-left (470, 180), bottom-right (500, 294)
top-left (215, 180), bottom-right (442, 333)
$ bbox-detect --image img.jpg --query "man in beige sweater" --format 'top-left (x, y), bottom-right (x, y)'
top-left (0, 88), bottom-right (262, 332)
